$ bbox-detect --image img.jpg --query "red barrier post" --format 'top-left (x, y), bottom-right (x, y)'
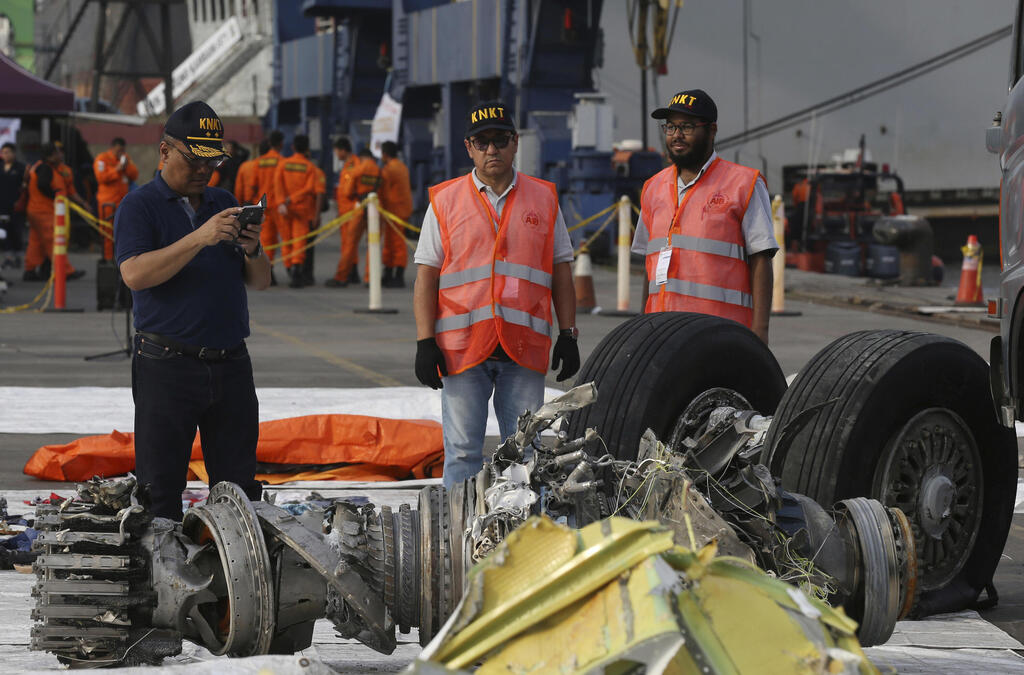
top-left (53, 192), bottom-right (68, 309)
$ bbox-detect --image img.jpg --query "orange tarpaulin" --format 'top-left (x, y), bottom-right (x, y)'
top-left (24, 414), bottom-right (444, 483)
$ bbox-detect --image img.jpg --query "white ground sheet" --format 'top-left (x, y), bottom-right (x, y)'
top-left (0, 386), bottom-right (565, 436)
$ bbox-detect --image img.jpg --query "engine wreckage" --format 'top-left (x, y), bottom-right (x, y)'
top-left (31, 382), bottom-right (917, 669)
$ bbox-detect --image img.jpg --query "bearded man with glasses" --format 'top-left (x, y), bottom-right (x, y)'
top-left (114, 101), bottom-right (270, 520)
top-left (413, 100), bottom-right (580, 488)
top-left (633, 89), bottom-right (778, 343)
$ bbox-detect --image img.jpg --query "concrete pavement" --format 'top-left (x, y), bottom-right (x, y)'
top-left (3, 240), bottom-right (1024, 670)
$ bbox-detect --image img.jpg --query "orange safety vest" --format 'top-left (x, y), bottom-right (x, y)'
top-left (255, 149), bottom-right (282, 207)
top-left (93, 150), bottom-right (138, 209)
top-left (640, 158), bottom-right (761, 326)
top-left (28, 161), bottom-right (74, 215)
top-left (430, 173), bottom-right (558, 375)
top-left (274, 153), bottom-right (317, 216)
top-left (380, 157), bottom-right (413, 219)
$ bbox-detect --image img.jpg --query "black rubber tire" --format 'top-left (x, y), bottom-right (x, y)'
top-left (763, 330), bottom-right (1017, 616)
top-left (565, 312), bottom-right (787, 461)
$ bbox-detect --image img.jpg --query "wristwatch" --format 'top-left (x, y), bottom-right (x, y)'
top-left (245, 243), bottom-right (263, 259)
top-left (559, 327), bottom-right (579, 340)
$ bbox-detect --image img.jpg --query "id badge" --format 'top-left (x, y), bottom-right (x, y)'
top-left (655, 246), bottom-right (672, 286)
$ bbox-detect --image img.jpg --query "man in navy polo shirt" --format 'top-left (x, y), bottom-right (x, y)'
top-left (115, 101), bottom-right (271, 520)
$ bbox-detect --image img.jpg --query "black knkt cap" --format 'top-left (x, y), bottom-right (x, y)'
top-left (651, 89), bottom-right (718, 123)
top-left (465, 100), bottom-right (516, 138)
top-left (164, 100), bottom-right (228, 158)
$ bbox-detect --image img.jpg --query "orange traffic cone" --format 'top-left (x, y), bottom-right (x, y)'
top-left (955, 234), bottom-right (984, 306)
top-left (574, 246), bottom-right (597, 312)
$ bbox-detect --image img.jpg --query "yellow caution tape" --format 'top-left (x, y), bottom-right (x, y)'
top-left (1, 269), bottom-right (55, 313)
top-left (264, 194), bottom-right (375, 264)
top-left (375, 203), bottom-right (421, 233)
top-left (566, 202), bottom-right (618, 233)
top-left (64, 197), bottom-right (114, 241)
top-left (573, 208), bottom-right (618, 256)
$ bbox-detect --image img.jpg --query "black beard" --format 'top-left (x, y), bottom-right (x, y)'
top-left (667, 133), bottom-right (712, 173)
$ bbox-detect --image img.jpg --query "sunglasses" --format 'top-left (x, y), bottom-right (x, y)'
top-left (469, 133), bottom-right (514, 151)
top-left (169, 143), bottom-right (226, 169)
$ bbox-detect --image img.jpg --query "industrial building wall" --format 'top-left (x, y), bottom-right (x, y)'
top-left (597, 1), bottom-right (1015, 193)
top-left (181, 0), bottom-right (274, 117)
top-left (34, 1), bottom-right (192, 111)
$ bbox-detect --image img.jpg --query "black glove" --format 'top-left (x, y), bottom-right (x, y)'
top-left (551, 334), bottom-right (580, 382)
top-left (415, 337), bottom-right (448, 389)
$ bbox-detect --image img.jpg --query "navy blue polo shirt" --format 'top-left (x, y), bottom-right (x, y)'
top-left (114, 173), bottom-right (249, 349)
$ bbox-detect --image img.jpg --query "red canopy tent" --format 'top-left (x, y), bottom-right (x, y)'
top-left (0, 51), bottom-right (74, 114)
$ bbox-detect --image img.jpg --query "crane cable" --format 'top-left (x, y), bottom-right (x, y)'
top-left (717, 23), bottom-right (1012, 150)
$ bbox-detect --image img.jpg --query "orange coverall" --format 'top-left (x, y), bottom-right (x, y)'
top-left (378, 157), bottom-right (413, 269)
top-left (334, 156), bottom-right (381, 282)
top-left (332, 155), bottom-right (361, 282)
top-left (94, 150), bottom-right (139, 259)
top-left (233, 158), bottom-right (259, 205)
top-left (255, 149), bottom-right (283, 262)
top-left (273, 153), bottom-right (317, 267)
top-left (25, 161), bottom-right (78, 274)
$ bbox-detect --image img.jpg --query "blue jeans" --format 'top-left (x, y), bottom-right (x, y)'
top-left (441, 360), bottom-right (545, 488)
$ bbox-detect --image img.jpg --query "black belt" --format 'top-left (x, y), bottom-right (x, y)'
top-left (487, 344), bottom-right (512, 362)
top-left (138, 332), bottom-right (245, 361)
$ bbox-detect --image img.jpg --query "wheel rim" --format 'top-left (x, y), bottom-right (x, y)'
top-left (667, 387), bottom-right (752, 453)
top-left (873, 407), bottom-right (983, 591)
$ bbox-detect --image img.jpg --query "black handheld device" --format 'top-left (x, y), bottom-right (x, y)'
top-left (236, 194), bottom-right (267, 228)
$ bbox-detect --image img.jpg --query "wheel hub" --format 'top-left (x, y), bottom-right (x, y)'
top-left (919, 467), bottom-right (956, 539)
top-left (874, 408), bottom-right (983, 591)
top-left (667, 387), bottom-right (752, 453)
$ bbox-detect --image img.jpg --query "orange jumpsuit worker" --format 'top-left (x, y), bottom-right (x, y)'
top-left (256, 130), bottom-right (285, 279)
top-left (23, 142), bottom-right (91, 281)
top-left (357, 150), bottom-right (381, 283)
top-left (326, 137), bottom-right (362, 287)
top-left (378, 140), bottom-right (413, 288)
top-left (340, 148), bottom-right (383, 284)
top-left (273, 133), bottom-right (317, 288)
top-left (300, 163), bottom-right (328, 286)
top-left (234, 140), bottom-right (267, 205)
top-left (93, 137), bottom-right (139, 260)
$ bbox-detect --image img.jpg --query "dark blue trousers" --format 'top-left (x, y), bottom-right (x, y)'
top-left (131, 334), bottom-right (261, 520)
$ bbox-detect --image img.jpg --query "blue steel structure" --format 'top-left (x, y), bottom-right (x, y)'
top-left (271, 0), bottom-right (654, 250)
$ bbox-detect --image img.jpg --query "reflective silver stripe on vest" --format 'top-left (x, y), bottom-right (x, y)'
top-left (494, 260), bottom-right (551, 287)
top-left (438, 264), bottom-right (492, 290)
top-left (647, 236), bottom-right (669, 252)
top-left (648, 278), bottom-right (753, 308)
top-left (435, 306), bottom-right (494, 334)
top-left (435, 305), bottom-right (551, 336)
top-left (439, 261), bottom-right (552, 290)
top-left (495, 305), bottom-right (551, 335)
top-left (646, 235), bottom-right (745, 261)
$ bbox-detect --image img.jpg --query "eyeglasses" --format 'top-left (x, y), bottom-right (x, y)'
top-left (661, 122), bottom-right (709, 136)
top-left (169, 143), bottom-right (226, 169)
top-left (469, 134), bottom-right (514, 151)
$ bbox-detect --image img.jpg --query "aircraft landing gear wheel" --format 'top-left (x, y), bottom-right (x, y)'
top-left (565, 312), bottom-right (787, 461)
top-left (765, 330), bottom-right (1017, 617)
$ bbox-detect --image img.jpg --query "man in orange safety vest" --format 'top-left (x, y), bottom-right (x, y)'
top-left (634, 89), bottom-right (778, 343)
top-left (413, 101), bottom-right (579, 487)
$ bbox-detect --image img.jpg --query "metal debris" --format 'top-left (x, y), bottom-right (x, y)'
top-left (29, 383), bottom-right (915, 667)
